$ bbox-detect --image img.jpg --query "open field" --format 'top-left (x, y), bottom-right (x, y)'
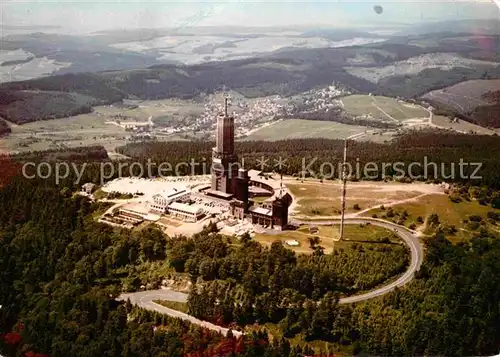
top-left (286, 178), bottom-right (445, 218)
top-left (153, 300), bottom-right (188, 314)
top-left (431, 114), bottom-right (498, 135)
top-left (422, 79), bottom-right (500, 114)
top-left (109, 31), bottom-right (384, 65)
top-left (342, 95), bottom-right (429, 122)
top-left (0, 49), bottom-right (72, 83)
top-left (254, 224), bottom-right (400, 254)
top-left (0, 112), bottom-right (129, 153)
top-left (95, 99), bottom-right (204, 126)
top-left (345, 53), bottom-right (500, 84)
top-left (362, 194), bottom-right (500, 242)
top-left (243, 119), bottom-right (369, 141)
top-left (0, 99), bottom-right (206, 153)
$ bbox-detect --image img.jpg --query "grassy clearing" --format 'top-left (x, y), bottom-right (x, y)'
top-left (431, 115), bottom-right (497, 135)
top-left (153, 300), bottom-right (189, 314)
top-left (157, 217), bottom-right (182, 228)
top-left (254, 224), bottom-right (399, 255)
top-left (96, 99), bottom-right (204, 123)
top-left (243, 119), bottom-right (368, 141)
top-left (362, 194), bottom-right (500, 242)
top-left (0, 99), bottom-right (204, 152)
top-left (342, 95), bottom-right (428, 122)
top-left (244, 322), bottom-right (354, 356)
top-left (0, 112), bottom-right (129, 152)
top-left (287, 180), bottom-right (425, 218)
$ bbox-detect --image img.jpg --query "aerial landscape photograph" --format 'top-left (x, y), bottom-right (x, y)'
top-left (1, 0), bottom-right (500, 356)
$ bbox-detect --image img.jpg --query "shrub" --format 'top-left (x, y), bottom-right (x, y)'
top-left (468, 215), bottom-right (483, 222)
top-left (467, 221), bottom-right (480, 230)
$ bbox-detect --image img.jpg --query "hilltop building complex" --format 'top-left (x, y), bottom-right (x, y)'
top-left (99, 100), bottom-right (291, 231)
top-left (204, 98), bottom-right (290, 230)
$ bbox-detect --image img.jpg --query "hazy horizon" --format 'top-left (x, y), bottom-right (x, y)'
top-left (1, 0), bottom-right (499, 35)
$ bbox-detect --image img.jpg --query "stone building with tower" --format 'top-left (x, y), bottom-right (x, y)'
top-left (204, 98), bottom-right (291, 230)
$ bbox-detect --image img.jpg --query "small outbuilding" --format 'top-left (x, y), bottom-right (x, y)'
top-left (81, 183), bottom-right (96, 195)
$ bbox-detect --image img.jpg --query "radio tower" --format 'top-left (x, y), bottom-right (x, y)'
top-left (280, 171), bottom-right (283, 198)
top-left (340, 139), bottom-right (348, 241)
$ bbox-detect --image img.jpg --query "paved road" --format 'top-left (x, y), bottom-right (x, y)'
top-left (117, 289), bottom-right (242, 337)
top-left (290, 217), bottom-right (424, 304)
top-left (118, 217), bottom-right (423, 333)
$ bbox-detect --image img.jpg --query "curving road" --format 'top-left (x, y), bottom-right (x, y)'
top-left (117, 289), bottom-right (242, 337)
top-left (291, 217), bottom-right (424, 304)
top-left (118, 217), bottom-right (423, 334)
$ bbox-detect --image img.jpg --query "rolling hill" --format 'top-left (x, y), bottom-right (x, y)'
top-left (422, 79), bottom-right (500, 128)
top-left (0, 119), bottom-right (11, 137)
top-left (2, 36), bottom-right (500, 126)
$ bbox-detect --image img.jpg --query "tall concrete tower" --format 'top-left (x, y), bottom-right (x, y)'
top-left (211, 98), bottom-right (239, 194)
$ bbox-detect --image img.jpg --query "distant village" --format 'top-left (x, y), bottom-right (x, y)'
top-left (101, 83), bottom-right (356, 141)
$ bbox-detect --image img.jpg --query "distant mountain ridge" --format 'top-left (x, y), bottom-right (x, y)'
top-left (2, 30), bottom-right (500, 126)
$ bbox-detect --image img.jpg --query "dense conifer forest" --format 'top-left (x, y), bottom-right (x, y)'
top-left (116, 131), bottom-right (500, 188)
top-left (1, 130), bottom-right (500, 356)
top-left (0, 119), bottom-right (11, 137)
top-left (1, 176), bottom-right (500, 356)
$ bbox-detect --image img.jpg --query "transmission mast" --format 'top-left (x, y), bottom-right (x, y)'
top-left (340, 139), bottom-right (348, 241)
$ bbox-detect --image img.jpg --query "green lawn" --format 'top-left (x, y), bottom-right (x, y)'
top-left (254, 224), bottom-right (400, 255)
top-left (362, 194), bottom-right (500, 242)
top-left (342, 95), bottom-right (428, 122)
top-left (153, 300), bottom-right (188, 314)
top-left (243, 119), bottom-right (368, 141)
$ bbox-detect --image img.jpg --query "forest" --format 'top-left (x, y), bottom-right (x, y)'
top-left (0, 119), bottom-right (11, 137)
top-left (0, 178), bottom-right (310, 357)
top-left (6, 130), bottom-right (498, 193)
top-left (0, 89), bottom-right (97, 125)
top-left (1, 166), bottom-right (500, 356)
top-left (114, 131), bottom-right (500, 188)
top-left (3, 39), bottom-right (500, 124)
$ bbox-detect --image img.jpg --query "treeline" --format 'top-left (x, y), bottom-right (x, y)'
top-left (0, 89), bottom-right (97, 124)
top-left (114, 131), bottom-right (500, 188)
top-left (6, 145), bottom-right (109, 163)
top-left (472, 103), bottom-right (500, 128)
top-left (424, 89), bottom-right (500, 128)
top-left (0, 179), bottom-right (311, 357)
top-left (284, 110), bottom-right (398, 129)
top-left (2, 172), bottom-right (500, 355)
top-left (5, 131), bottom-right (500, 190)
top-left (168, 228), bottom-right (408, 342)
top-left (379, 66), bottom-right (500, 99)
top-left (184, 229), bottom-right (500, 356)
top-left (0, 119), bottom-right (11, 137)
top-left (1, 73), bottom-right (125, 103)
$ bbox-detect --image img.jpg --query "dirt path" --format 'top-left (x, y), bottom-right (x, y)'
top-left (351, 192), bottom-right (445, 217)
top-left (371, 97), bottom-right (399, 123)
top-left (286, 178), bottom-right (446, 220)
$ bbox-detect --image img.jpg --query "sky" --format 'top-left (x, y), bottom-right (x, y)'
top-left (0, 0), bottom-right (499, 34)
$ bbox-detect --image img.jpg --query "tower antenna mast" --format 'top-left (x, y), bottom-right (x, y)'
top-left (340, 139), bottom-right (348, 241)
top-left (224, 97), bottom-right (228, 117)
top-left (280, 172), bottom-right (283, 198)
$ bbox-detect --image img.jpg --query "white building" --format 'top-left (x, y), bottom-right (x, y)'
top-left (149, 189), bottom-right (191, 213)
top-left (167, 202), bottom-right (204, 222)
top-left (81, 183), bottom-right (96, 195)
